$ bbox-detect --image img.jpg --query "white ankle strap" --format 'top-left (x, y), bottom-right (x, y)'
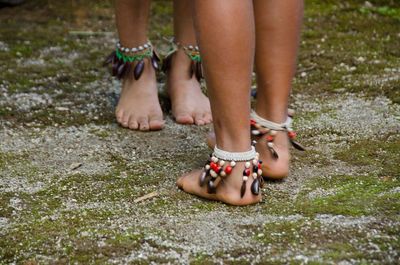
top-left (213, 146), bottom-right (256, 161)
top-left (250, 110), bottom-right (292, 131)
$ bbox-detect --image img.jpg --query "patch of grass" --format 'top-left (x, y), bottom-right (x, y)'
top-left (296, 1), bottom-right (400, 103)
top-left (190, 253), bottom-right (215, 265)
top-left (360, 6), bottom-right (400, 20)
top-left (334, 138), bottom-right (400, 177)
top-left (295, 174), bottom-right (400, 216)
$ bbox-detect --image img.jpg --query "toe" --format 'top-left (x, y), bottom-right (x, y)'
top-left (175, 113), bottom-right (194, 124)
top-left (194, 113), bottom-right (205, 126)
top-left (149, 115), bottom-right (165, 131)
top-left (115, 109), bottom-right (124, 123)
top-left (202, 112), bottom-right (213, 124)
top-left (120, 115), bottom-right (130, 128)
top-left (128, 116), bottom-right (139, 130)
top-left (138, 117), bottom-right (150, 131)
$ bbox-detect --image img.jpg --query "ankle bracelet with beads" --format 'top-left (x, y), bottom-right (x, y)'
top-left (250, 110), bottom-right (306, 160)
top-left (104, 40), bottom-right (160, 80)
top-left (199, 145), bottom-right (264, 198)
top-left (162, 39), bottom-right (203, 81)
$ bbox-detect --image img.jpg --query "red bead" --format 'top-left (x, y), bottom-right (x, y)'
top-left (225, 166), bottom-right (233, 175)
top-left (210, 162), bottom-right (219, 172)
top-left (258, 163), bottom-right (261, 169)
top-left (245, 169), bottom-right (251, 176)
top-left (266, 135), bottom-right (274, 142)
top-left (288, 131), bottom-right (297, 139)
top-left (250, 119), bottom-right (256, 126)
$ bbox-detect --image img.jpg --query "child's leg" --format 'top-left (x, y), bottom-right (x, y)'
top-left (253, 0), bottom-right (304, 178)
top-left (114, 0), bottom-right (164, 131)
top-left (177, 0), bottom-right (260, 205)
top-left (166, 0), bottom-right (212, 125)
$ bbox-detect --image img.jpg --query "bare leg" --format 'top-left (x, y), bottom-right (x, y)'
top-left (114, 0), bottom-right (164, 131)
top-left (253, 0), bottom-right (304, 178)
top-left (167, 0), bottom-right (212, 125)
top-left (177, 0), bottom-right (260, 205)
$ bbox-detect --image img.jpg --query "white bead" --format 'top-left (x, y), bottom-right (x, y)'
top-left (252, 159), bottom-right (258, 166)
top-left (211, 156), bottom-right (218, 163)
top-left (219, 160), bottom-right (225, 166)
top-left (270, 130), bottom-right (277, 136)
top-left (267, 142), bottom-right (274, 148)
top-left (230, 161), bottom-right (236, 167)
top-left (243, 176), bottom-right (248, 181)
top-left (131, 47), bottom-right (138, 52)
top-left (123, 48), bottom-right (129, 52)
top-left (195, 46), bottom-right (199, 51)
top-left (144, 44), bottom-right (149, 48)
top-left (117, 42), bottom-right (121, 47)
top-left (258, 169), bottom-right (262, 175)
top-left (138, 46), bottom-right (144, 50)
top-left (210, 170), bottom-right (217, 178)
top-left (205, 165), bottom-right (210, 170)
top-left (188, 45), bottom-right (193, 50)
top-left (252, 173), bottom-right (258, 178)
top-left (251, 130), bottom-right (260, 135)
top-left (220, 171), bottom-right (226, 177)
top-left (245, 162), bottom-right (251, 168)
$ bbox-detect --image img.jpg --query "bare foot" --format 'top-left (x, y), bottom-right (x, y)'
top-left (115, 61), bottom-right (164, 131)
top-left (206, 132), bottom-right (289, 180)
top-left (177, 162), bottom-right (262, 206)
top-left (166, 50), bottom-right (212, 125)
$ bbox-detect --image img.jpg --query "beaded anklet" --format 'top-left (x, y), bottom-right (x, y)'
top-left (200, 145), bottom-right (264, 198)
top-left (104, 41), bottom-right (161, 80)
top-left (162, 39), bottom-right (203, 81)
top-left (250, 110), bottom-right (306, 160)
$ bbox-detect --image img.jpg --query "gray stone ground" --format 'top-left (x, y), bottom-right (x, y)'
top-left (0, 1), bottom-right (399, 264)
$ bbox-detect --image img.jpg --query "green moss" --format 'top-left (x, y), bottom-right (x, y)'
top-left (190, 253), bottom-right (214, 265)
top-left (295, 1), bottom-right (400, 103)
top-left (334, 138), bottom-right (400, 177)
top-left (295, 174), bottom-right (400, 216)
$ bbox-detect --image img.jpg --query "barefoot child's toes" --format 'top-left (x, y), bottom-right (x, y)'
top-left (163, 42), bottom-right (211, 126)
top-left (175, 113), bottom-right (194, 124)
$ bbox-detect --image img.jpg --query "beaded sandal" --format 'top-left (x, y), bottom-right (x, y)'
top-left (162, 40), bottom-right (203, 81)
top-left (250, 110), bottom-right (305, 161)
top-left (104, 40), bottom-right (161, 80)
top-left (199, 145), bottom-right (264, 198)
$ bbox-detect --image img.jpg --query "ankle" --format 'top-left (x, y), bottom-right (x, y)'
top-left (254, 106), bottom-right (287, 124)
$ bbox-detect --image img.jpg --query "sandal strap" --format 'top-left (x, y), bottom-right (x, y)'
top-left (250, 110), bottom-right (292, 131)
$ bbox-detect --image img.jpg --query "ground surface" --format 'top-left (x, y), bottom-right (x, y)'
top-left (0, 0), bottom-right (399, 264)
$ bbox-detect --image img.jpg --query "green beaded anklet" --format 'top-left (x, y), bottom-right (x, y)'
top-left (104, 41), bottom-right (161, 80)
top-left (162, 39), bottom-right (203, 81)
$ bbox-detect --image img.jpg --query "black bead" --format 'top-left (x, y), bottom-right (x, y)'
top-left (251, 179), bottom-right (260, 195)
